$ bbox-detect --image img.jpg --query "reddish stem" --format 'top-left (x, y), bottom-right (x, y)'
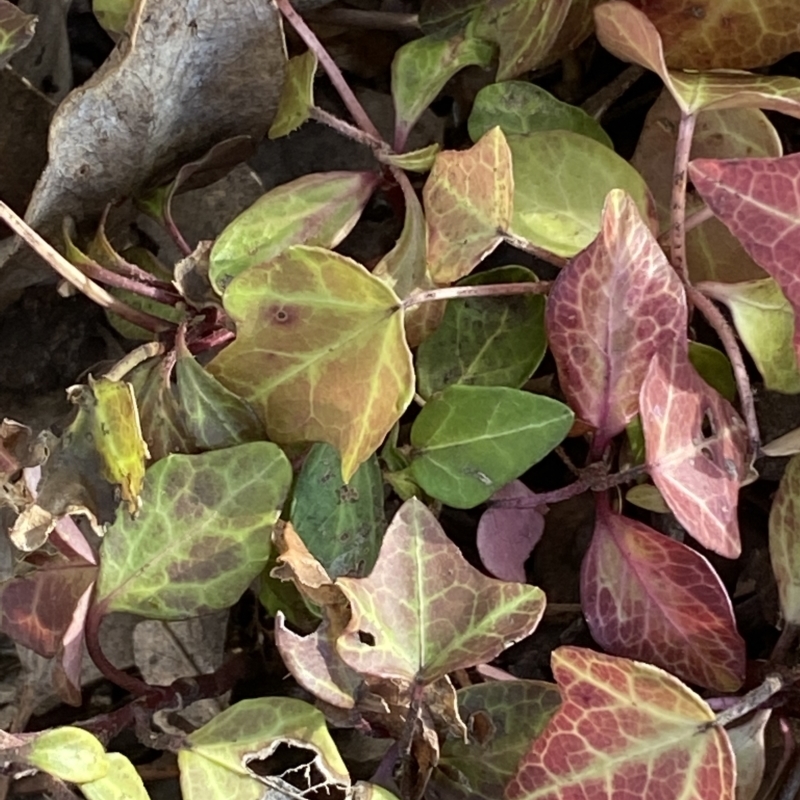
top-left (669, 111), bottom-right (696, 283)
top-left (276, 0), bottom-right (385, 143)
top-left (75, 256), bottom-right (181, 305)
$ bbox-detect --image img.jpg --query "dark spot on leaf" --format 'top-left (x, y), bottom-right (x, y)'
top-left (468, 710), bottom-right (495, 745)
top-left (337, 485), bottom-right (359, 503)
top-left (265, 304), bottom-right (296, 325)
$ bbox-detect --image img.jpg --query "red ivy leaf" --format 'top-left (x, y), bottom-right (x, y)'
top-left (506, 646), bottom-right (735, 800)
top-left (547, 189), bottom-right (686, 452)
top-left (581, 498), bottom-right (745, 692)
top-left (689, 153), bottom-right (800, 367)
top-left (640, 350), bottom-right (747, 559)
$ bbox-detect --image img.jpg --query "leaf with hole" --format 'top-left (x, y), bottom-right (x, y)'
top-left (409, 385), bottom-right (574, 509)
top-left (640, 350), bottom-right (747, 559)
top-left (335, 497), bottom-right (546, 683)
top-left (95, 443), bottom-right (291, 618)
top-left (208, 246), bottom-right (414, 481)
top-left (178, 698), bottom-right (350, 800)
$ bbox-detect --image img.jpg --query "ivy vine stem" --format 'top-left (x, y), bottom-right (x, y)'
top-left (403, 280), bottom-right (552, 308)
top-left (669, 110), bottom-right (696, 284)
top-left (276, 0), bottom-right (385, 144)
top-left (0, 200), bottom-right (170, 334)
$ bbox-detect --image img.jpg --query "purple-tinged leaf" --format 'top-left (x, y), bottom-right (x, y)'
top-left (689, 154), bottom-right (800, 368)
top-left (547, 189), bottom-right (686, 452)
top-left (640, 350), bottom-right (748, 559)
top-left (581, 499), bottom-right (745, 691)
top-left (477, 481), bottom-right (546, 583)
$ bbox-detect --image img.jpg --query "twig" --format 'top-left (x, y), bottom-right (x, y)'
top-left (581, 65), bottom-right (645, 120)
top-left (668, 111), bottom-right (697, 283)
top-left (309, 106), bottom-right (385, 150)
top-left (305, 8), bottom-right (419, 32)
top-left (704, 673), bottom-right (785, 731)
top-left (0, 200), bottom-right (170, 334)
top-left (104, 342), bottom-right (166, 382)
top-left (403, 281), bottom-right (552, 309)
top-left (276, 0), bottom-right (385, 143)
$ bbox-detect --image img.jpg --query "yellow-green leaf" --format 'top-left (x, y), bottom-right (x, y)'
top-left (26, 727), bottom-right (108, 784)
top-left (208, 246), bottom-right (414, 481)
top-left (269, 50), bottom-right (317, 139)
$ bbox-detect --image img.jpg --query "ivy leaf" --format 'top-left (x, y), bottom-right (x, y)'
top-left (80, 753), bottom-right (150, 800)
top-left (769, 453), bottom-right (800, 625)
top-left (477, 481), bottom-right (546, 582)
top-left (468, 81), bottom-right (612, 147)
top-left (208, 246), bottom-right (414, 482)
top-left (471, 0), bottom-right (571, 80)
top-left (391, 32), bottom-right (494, 151)
top-left (547, 189), bottom-right (686, 452)
top-left (178, 698), bottom-right (350, 800)
top-left (269, 50), bottom-right (317, 139)
top-left (378, 143), bottom-right (441, 173)
top-left (726, 710), bottom-right (770, 800)
top-left (0, 0), bottom-right (36, 67)
top-left (508, 131), bottom-right (657, 258)
top-left (92, 0), bottom-right (134, 35)
top-left (595, 2), bottom-right (800, 115)
top-left (631, 88), bottom-right (780, 285)
top-left (129, 356), bottom-right (195, 463)
top-left (209, 171), bottom-right (380, 292)
top-left (506, 647), bottom-right (735, 800)
top-left (689, 154), bottom-right (800, 369)
top-left (373, 174), bottom-right (443, 348)
top-left (699, 279), bottom-right (800, 394)
top-left (94, 443), bottom-right (291, 619)
top-left (623, 0), bottom-right (800, 70)
top-left (0, 553), bottom-right (96, 658)
top-left (640, 351), bottom-right (748, 559)
top-left (290, 443), bottom-right (386, 579)
top-left (688, 342), bottom-right (737, 403)
top-left (335, 498), bottom-right (546, 683)
top-left (25, 727), bottom-right (108, 785)
top-left (83, 376), bottom-right (149, 515)
top-left (419, 0), bottom-right (482, 37)
top-left (175, 336), bottom-right (264, 450)
top-left (416, 265), bottom-right (547, 399)
top-left (410, 385), bottom-right (574, 508)
top-left (424, 127), bottom-right (514, 285)
top-left (581, 500), bottom-right (745, 692)
top-left (432, 680), bottom-right (560, 800)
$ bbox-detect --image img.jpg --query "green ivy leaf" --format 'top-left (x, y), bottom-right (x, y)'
top-left (26, 727), bottom-right (108, 784)
top-left (175, 338), bottom-right (264, 450)
top-left (92, 0), bottom-right (134, 35)
top-left (508, 130), bottom-right (656, 258)
top-left (392, 32), bottom-right (494, 150)
top-left (688, 341), bottom-right (736, 402)
top-left (409, 385), bottom-right (574, 508)
top-left (95, 443), bottom-right (291, 618)
top-left (208, 246), bottom-right (414, 482)
top-left (468, 81), bottom-right (612, 147)
top-left (269, 50), bottom-right (317, 139)
top-left (178, 698), bottom-right (349, 800)
top-left (291, 443), bottom-right (386, 579)
top-left (209, 171), bottom-right (379, 293)
top-left (416, 265), bottom-right (546, 398)
top-left (80, 753), bottom-right (150, 800)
